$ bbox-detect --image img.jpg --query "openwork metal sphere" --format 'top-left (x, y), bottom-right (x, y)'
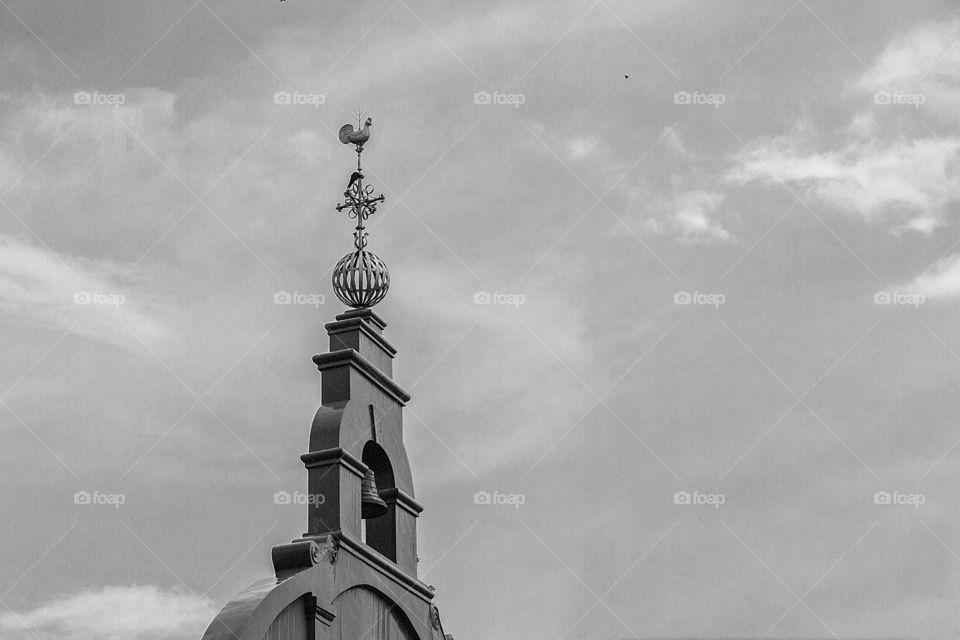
top-left (331, 249), bottom-right (390, 308)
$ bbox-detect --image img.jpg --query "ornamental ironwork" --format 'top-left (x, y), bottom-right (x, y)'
top-left (332, 113), bottom-right (390, 309)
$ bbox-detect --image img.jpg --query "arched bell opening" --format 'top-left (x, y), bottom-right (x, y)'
top-left (361, 441), bottom-right (397, 560)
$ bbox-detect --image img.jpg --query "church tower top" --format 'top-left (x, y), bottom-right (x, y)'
top-left (200, 117), bottom-right (451, 640)
top-left (298, 116), bottom-right (422, 578)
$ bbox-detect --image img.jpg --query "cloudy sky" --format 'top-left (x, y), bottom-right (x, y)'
top-left (1, 1), bottom-right (960, 639)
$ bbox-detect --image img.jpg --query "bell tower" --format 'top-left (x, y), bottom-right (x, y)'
top-left (304, 303), bottom-right (422, 576)
top-left (303, 113), bottom-right (421, 576)
top-left (200, 117), bottom-right (451, 640)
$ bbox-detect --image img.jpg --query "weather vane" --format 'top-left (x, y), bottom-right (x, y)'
top-left (335, 114), bottom-right (384, 250)
top-left (331, 114), bottom-right (390, 309)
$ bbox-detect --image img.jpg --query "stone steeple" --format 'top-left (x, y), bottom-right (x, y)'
top-left (200, 119), bottom-right (450, 640)
top-left (302, 306), bottom-right (422, 577)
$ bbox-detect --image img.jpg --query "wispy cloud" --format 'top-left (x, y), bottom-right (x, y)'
top-left (0, 234), bottom-right (166, 350)
top-left (856, 16), bottom-right (960, 125)
top-left (565, 135), bottom-right (604, 162)
top-left (901, 253), bottom-right (960, 298)
top-left (727, 16), bottom-right (960, 235)
top-left (0, 585), bottom-right (214, 640)
top-left (528, 123), bottom-right (734, 244)
top-left (643, 189), bottom-right (732, 244)
top-left (726, 132), bottom-right (960, 233)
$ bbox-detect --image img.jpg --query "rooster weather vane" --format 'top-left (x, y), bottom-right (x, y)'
top-left (330, 114), bottom-right (390, 309)
top-left (335, 116), bottom-right (383, 251)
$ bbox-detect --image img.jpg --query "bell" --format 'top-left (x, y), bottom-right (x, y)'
top-left (361, 469), bottom-right (387, 519)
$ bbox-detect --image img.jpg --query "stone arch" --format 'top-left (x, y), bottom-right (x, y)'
top-left (200, 562), bottom-right (433, 640)
top-left (263, 595), bottom-right (311, 640)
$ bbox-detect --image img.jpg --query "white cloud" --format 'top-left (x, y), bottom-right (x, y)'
top-left (525, 122), bottom-right (611, 166)
top-left (0, 585), bottom-right (215, 640)
top-left (566, 135), bottom-right (602, 161)
top-left (667, 190), bottom-right (730, 244)
top-left (728, 17), bottom-right (960, 234)
top-left (0, 234), bottom-right (166, 350)
top-left (858, 18), bottom-right (959, 87)
top-left (891, 215), bottom-right (940, 236)
top-left (633, 128), bottom-right (733, 244)
top-left (661, 126), bottom-right (690, 158)
top-left (856, 16), bottom-right (960, 124)
top-left (640, 189), bottom-right (732, 245)
top-left (845, 110), bottom-right (878, 137)
top-left (901, 253), bottom-right (960, 298)
top-left (530, 124), bottom-right (733, 245)
top-left (727, 131), bottom-right (960, 233)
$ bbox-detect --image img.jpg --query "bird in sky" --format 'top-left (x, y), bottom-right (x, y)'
top-left (348, 171), bottom-right (363, 189)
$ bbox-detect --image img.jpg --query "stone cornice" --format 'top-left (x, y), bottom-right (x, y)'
top-left (313, 349), bottom-right (411, 405)
top-left (335, 308), bottom-right (387, 331)
top-left (379, 487), bottom-right (423, 516)
top-left (295, 531), bottom-right (434, 602)
top-left (300, 447), bottom-right (367, 478)
top-left (325, 316), bottom-right (398, 358)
